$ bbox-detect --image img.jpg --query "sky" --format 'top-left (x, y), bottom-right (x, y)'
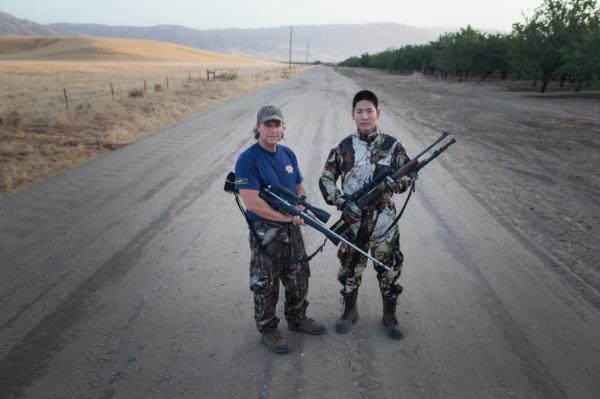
top-left (0, 0), bottom-right (543, 32)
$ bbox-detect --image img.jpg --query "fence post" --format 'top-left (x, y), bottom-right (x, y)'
top-left (144, 79), bottom-right (147, 94)
top-left (110, 83), bottom-right (115, 102)
top-left (63, 88), bottom-right (69, 111)
top-left (166, 77), bottom-right (169, 90)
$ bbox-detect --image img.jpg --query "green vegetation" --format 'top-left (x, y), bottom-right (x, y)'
top-left (338, 0), bottom-right (600, 93)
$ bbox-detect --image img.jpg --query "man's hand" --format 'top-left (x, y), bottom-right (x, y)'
top-left (343, 200), bottom-right (362, 220)
top-left (335, 194), bottom-right (348, 211)
top-left (403, 172), bottom-right (418, 186)
top-left (290, 215), bottom-right (305, 226)
top-left (387, 172), bottom-right (417, 192)
top-left (384, 175), bottom-right (397, 191)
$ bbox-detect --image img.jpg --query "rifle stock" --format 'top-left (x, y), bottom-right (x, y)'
top-left (354, 159), bottom-right (419, 209)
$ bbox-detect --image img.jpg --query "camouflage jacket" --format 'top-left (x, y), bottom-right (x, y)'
top-left (319, 130), bottom-right (411, 212)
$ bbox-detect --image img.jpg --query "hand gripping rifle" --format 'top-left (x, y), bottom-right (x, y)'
top-left (224, 173), bottom-right (392, 271)
top-left (276, 185), bottom-right (331, 224)
top-left (330, 132), bottom-right (457, 243)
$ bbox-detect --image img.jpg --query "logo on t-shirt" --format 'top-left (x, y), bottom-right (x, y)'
top-left (285, 165), bottom-right (294, 174)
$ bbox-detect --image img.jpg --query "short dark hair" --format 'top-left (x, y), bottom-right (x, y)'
top-left (352, 90), bottom-right (378, 110)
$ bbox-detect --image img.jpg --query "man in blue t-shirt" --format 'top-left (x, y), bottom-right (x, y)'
top-left (234, 105), bottom-right (325, 354)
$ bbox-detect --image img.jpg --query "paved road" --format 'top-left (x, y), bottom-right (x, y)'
top-left (1, 66), bottom-right (599, 398)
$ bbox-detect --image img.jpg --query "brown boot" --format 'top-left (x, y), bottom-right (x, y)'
top-left (382, 296), bottom-right (403, 340)
top-left (335, 290), bottom-right (359, 333)
top-left (289, 317), bottom-right (326, 335)
top-left (260, 329), bottom-right (290, 354)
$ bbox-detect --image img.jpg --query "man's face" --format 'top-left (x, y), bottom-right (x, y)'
top-left (257, 120), bottom-right (284, 147)
top-left (352, 99), bottom-right (380, 134)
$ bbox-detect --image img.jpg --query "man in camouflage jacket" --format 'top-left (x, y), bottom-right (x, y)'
top-left (319, 90), bottom-right (414, 339)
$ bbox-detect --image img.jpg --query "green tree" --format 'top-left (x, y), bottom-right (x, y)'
top-left (561, 20), bottom-right (600, 90)
top-left (511, 0), bottom-right (600, 92)
top-left (479, 34), bottom-right (512, 81)
top-left (559, 0), bottom-right (600, 90)
top-left (510, 19), bottom-right (544, 83)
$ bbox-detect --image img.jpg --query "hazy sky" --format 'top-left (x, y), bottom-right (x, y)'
top-left (0, 0), bottom-right (542, 31)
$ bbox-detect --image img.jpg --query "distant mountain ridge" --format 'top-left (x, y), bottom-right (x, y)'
top-left (46, 22), bottom-right (440, 62)
top-left (0, 10), bottom-right (480, 62)
top-left (0, 11), bottom-right (63, 36)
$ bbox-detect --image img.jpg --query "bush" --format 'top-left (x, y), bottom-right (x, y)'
top-left (75, 103), bottom-right (92, 112)
top-left (154, 84), bottom-right (164, 92)
top-left (4, 110), bottom-right (23, 128)
top-left (128, 89), bottom-right (144, 98)
top-left (217, 73), bottom-right (237, 81)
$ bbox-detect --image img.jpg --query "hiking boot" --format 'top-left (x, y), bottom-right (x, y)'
top-left (382, 296), bottom-right (403, 340)
top-left (335, 290), bottom-right (359, 334)
top-left (289, 317), bottom-right (326, 335)
top-left (260, 329), bottom-right (290, 354)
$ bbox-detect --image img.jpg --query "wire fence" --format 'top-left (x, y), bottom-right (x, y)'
top-left (0, 66), bottom-right (290, 127)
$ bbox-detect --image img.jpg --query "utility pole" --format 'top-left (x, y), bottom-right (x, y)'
top-left (289, 26), bottom-right (293, 68)
top-left (305, 41), bottom-right (310, 64)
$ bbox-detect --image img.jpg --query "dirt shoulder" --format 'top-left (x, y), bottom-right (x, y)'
top-left (336, 67), bottom-right (600, 305)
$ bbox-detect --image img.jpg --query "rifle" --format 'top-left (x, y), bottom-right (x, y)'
top-left (329, 132), bottom-right (456, 243)
top-left (224, 173), bottom-right (390, 269)
top-left (259, 187), bottom-right (393, 271)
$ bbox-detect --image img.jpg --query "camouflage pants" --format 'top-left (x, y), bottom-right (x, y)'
top-left (337, 206), bottom-right (404, 299)
top-left (249, 221), bottom-right (311, 332)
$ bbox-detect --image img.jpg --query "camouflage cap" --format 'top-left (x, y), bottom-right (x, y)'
top-left (256, 105), bottom-right (284, 124)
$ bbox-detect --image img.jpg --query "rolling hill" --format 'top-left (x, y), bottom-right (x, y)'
top-left (0, 35), bottom-right (268, 64)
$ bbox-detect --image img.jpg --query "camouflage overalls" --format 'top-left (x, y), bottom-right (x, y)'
top-left (319, 130), bottom-right (410, 300)
top-left (249, 221), bottom-right (311, 332)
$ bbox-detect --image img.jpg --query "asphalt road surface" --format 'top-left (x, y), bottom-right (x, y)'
top-left (1, 66), bottom-right (599, 398)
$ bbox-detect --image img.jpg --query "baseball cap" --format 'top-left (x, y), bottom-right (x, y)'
top-left (256, 105), bottom-right (284, 124)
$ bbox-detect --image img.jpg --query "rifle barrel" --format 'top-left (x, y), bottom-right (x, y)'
top-left (411, 131), bottom-right (449, 160)
top-left (413, 137), bottom-right (456, 173)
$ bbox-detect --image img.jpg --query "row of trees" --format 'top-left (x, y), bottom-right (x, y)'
top-left (339, 0), bottom-right (600, 92)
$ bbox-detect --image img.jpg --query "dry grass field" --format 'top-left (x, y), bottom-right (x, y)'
top-left (0, 36), bottom-right (305, 196)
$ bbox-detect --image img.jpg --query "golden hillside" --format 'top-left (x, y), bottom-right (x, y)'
top-left (0, 35), bottom-right (264, 64)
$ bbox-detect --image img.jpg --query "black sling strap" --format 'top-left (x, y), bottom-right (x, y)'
top-left (372, 180), bottom-right (416, 241)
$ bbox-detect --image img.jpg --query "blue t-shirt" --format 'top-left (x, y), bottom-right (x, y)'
top-left (235, 142), bottom-right (304, 222)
